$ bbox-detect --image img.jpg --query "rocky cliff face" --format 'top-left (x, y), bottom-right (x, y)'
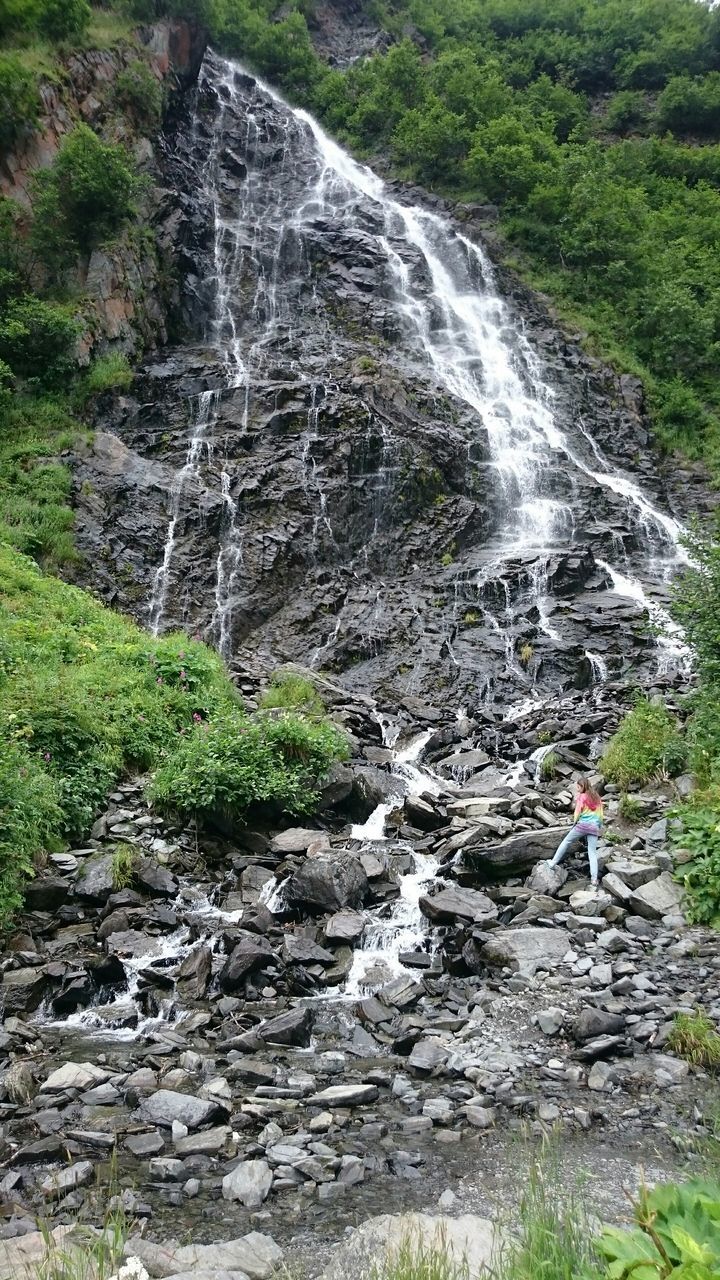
top-left (71, 51), bottom-right (700, 711)
top-left (0, 18), bottom-right (206, 362)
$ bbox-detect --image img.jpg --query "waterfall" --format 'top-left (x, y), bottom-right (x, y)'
top-left (147, 51), bottom-right (689, 689)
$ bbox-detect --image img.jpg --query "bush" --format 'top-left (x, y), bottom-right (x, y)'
top-left (0, 295), bottom-right (77, 387)
top-left (0, 742), bottom-right (62, 925)
top-left (618, 793), bottom-right (643, 822)
top-left (0, 55), bottom-right (40, 154)
top-left (600, 697), bottom-right (686, 787)
top-left (150, 708), bottom-right (349, 823)
top-left (260, 670), bottom-right (325, 716)
top-left (31, 124), bottom-right (138, 268)
top-left (37, 0), bottom-right (90, 40)
top-left (657, 73), bottom-right (720, 135)
top-left (113, 61), bottom-right (164, 132)
top-left (668, 1009), bottom-right (720, 1068)
top-left (605, 90), bottom-right (649, 135)
top-left (672, 803), bottom-right (720, 927)
top-left (597, 1178), bottom-right (720, 1278)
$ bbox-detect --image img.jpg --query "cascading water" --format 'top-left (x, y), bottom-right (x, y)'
top-left (145, 51), bottom-right (690, 689)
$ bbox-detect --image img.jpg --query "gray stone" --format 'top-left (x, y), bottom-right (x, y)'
top-left (464, 1106), bottom-right (496, 1129)
top-left (408, 1039), bottom-right (448, 1073)
top-left (537, 1007), bottom-right (565, 1036)
top-left (525, 862), bottom-right (568, 895)
top-left (324, 911), bottom-right (365, 943)
top-left (174, 1126), bottom-right (230, 1156)
top-left (282, 935), bottom-right (334, 966)
top-left (419, 887), bottom-right (497, 927)
top-left (307, 1084), bottom-right (379, 1107)
top-left (74, 852), bottom-right (115, 902)
top-left (603, 873), bottom-right (633, 905)
top-left (573, 1009), bottom-right (626, 1043)
top-left (41, 1062), bottom-right (110, 1092)
top-left (258, 1007), bottom-right (314, 1047)
top-left (125, 1232), bottom-right (283, 1279)
top-left (319, 1213), bottom-right (497, 1280)
top-left (41, 1160), bottom-right (94, 1197)
top-left (218, 933), bottom-right (277, 990)
top-left (284, 854), bottom-right (368, 914)
top-left (222, 1160), bottom-right (273, 1209)
top-left (270, 828), bottom-right (324, 854)
top-left (569, 888), bottom-right (612, 917)
top-left (605, 857), bottom-right (659, 889)
top-left (480, 928), bottom-right (569, 977)
top-left (629, 873), bottom-right (684, 920)
top-left (140, 1089), bottom-right (224, 1130)
top-left (176, 945), bottom-right (213, 1000)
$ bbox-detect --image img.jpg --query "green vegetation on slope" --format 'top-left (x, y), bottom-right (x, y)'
top-left (190, 0), bottom-right (720, 476)
top-left (0, 545), bottom-right (347, 924)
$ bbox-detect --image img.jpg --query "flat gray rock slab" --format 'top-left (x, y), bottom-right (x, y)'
top-left (630, 872), bottom-right (684, 920)
top-left (320, 1212), bottom-right (498, 1280)
top-left (41, 1062), bottom-right (110, 1092)
top-left (125, 1232), bottom-right (282, 1280)
top-left (481, 927), bottom-right (569, 977)
top-left (139, 1089), bottom-right (223, 1130)
top-left (307, 1084), bottom-right (379, 1107)
top-left (222, 1159), bottom-right (273, 1209)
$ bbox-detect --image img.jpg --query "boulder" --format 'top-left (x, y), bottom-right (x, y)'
top-left (572, 1009), bottom-right (626, 1043)
top-left (284, 854), bottom-right (368, 914)
top-left (258, 1007), bottom-right (314, 1047)
top-left (307, 1084), bottom-right (379, 1107)
top-left (222, 1160), bottom-right (273, 1209)
top-left (74, 852), bottom-right (116, 902)
top-left (41, 1062), bottom-right (110, 1092)
top-left (218, 933), bottom-right (277, 991)
top-left (270, 828), bottom-right (324, 854)
top-left (136, 860), bottom-right (178, 897)
top-left (140, 1089), bottom-right (225, 1130)
top-left (2, 967), bottom-right (49, 1014)
top-left (125, 1233), bottom-right (283, 1279)
top-left (176, 945), bottom-right (213, 1000)
top-left (41, 1160), bottom-right (94, 1197)
top-left (23, 876), bottom-right (70, 912)
top-left (462, 829), bottom-right (566, 880)
top-left (282, 935), bottom-right (334, 966)
top-left (629, 873), bottom-right (684, 920)
top-left (436, 748), bottom-right (491, 778)
top-left (320, 1213), bottom-right (497, 1280)
top-left (324, 911), bottom-right (365, 943)
top-left (419, 886), bottom-right (497, 927)
top-left (480, 928), bottom-right (569, 977)
top-left (569, 888), bottom-right (612, 917)
top-left (525, 862), bottom-right (567, 895)
top-left (605, 857), bottom-right (659, 890)
top-left (404, 796), bottom-right (446, 832)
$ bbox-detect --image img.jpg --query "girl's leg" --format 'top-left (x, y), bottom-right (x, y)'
top-left (587, 835), bottom-right (599, 884)
top-left (549, 828), bottom-right (579, 867)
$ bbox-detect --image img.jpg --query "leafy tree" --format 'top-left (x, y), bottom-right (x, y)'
top-left (605, 90), bottom-right (649, 135)
top-left (31, 124), bottom-right (138, 268)
top-left (0, 296), bottom-right (77, 388)
top-left (466, 111), bottom-right (558, 202)
top-left (0, 55), bottom-right (40, 154)
top-left (392, 95), bottom-right (468, 183)
top-left (657, 73), bottom-right (720, 135)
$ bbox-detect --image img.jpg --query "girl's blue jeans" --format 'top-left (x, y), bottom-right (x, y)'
top-left (549, 825), bottom-right (599, 882)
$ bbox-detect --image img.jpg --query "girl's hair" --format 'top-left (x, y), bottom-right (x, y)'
top-left (577, 777), bottom-right (601, 805)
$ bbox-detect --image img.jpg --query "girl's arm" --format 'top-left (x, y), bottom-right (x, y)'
top-left (573, 795), bottom-right (582, 822)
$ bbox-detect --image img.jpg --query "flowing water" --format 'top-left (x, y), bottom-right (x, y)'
top-left (146, 53), bottom-right (688, 681)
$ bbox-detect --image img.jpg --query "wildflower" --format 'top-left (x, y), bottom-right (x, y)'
top-left (179, 670), bottom-right (187, 680)
top-left (43, 751), bottom-right (51, 761)
top-left (156, 676), bottom-right (163, 685)
top-left (138, 714), bottom-right (145, 722)
top-left (192, 712), bottom-right (202, 723)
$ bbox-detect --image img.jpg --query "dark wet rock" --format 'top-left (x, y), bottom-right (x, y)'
top-left (282, 935), bottom-right (334, 965)
top-left (136, 860), bottom-right (179, 897)
top-left (176, 944), bottom-right (213, 999)
top-left (462, 830), bottom-right (566, 880)
top-left (572, 1009), bottom-right (627, 1043)
top-left (258, 1006), bottom-right (314, 1046)
top-left (404, 796), bottom-right (446, 832)
top-left (1, 968), bottom-right (49, 1014)
top-left (419, 886), bottom-right (497, 927)
top-left (73, 852), bottom-right (116, 902)
top-left (218, 933), bottom-right (277, 991)
top-left (284, 854), bottom-right (369, 914)
top-left (23, 877), bottom-right (69, 912)
top-left (324, 910), bottom-right (365, 943)
top-left (270, 828), bottom-right (324, 854)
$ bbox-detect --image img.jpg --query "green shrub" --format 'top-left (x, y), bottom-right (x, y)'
top-left (0, 742), bottom-right (62, 925)
top-left (600, 697), bottom-right (686, 787)
top-left (260, 671), bottom-right (325, 716)
top-left (0, 55), bottom-right (40, 153)
top-left (0, 295), bottom-right (77, 388)
top-left (605, 90), bottom-right (649, 135)
top-left (113, 61), bottom-right (164, 132)
top-left (78, 353), bottom-right (133, 402)
top-left (150, 708), bottom-right (349, 824)
top-left (37, 0), bottom-right (90, 40)
top-left (618, 793), bottom-right (643, 822)
top-left (667, 1010), bottom-right (720, 1068)
top-left (539, 750), bottom-right (559, 781)
top-left (31, 124), bottom-right (138, 268)
top-left (672, 803), bottom-right (720, 927)
top-left (597, 1178), bottom-right (720, 1279)
top-left (657, 73), bottom-right (720, 135)
top-left (111, 843), bottom-right (139, 890)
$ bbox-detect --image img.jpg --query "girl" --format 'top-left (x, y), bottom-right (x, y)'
top-left (549, 777), bottom-right (604, 887)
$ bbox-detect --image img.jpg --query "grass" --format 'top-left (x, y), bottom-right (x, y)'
top-left (492, 1138), bottom-right (602, 1280)
top-left (370, 1229), bottom-right (469, 1280)
top-left (76, 353), bottom-right (133, 403)
top-left (667, 1010), bottom-right (720, 1069)
top-left (618, 793), bottom-right (644, 822)
top-left (37, 1153), bottom-right (129, 1280)
top-left (111, 843), bottom-right (139, 890)
top-left (539, 749), bottom-right (559, 781)
top-left (259, 670), bottom-right (325, 717)
top-left (519, 642), bottom-right (534, 667)
top-left (0, 393), bottom-right (84, 570)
